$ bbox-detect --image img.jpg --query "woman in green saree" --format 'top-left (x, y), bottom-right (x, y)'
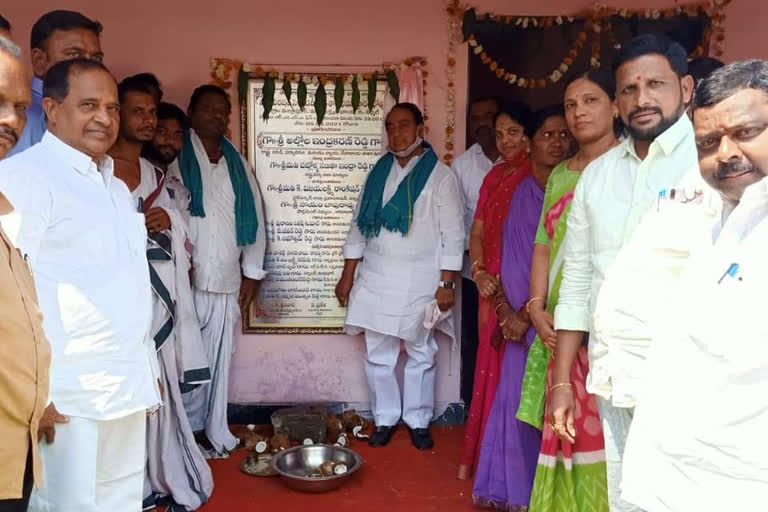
top-left (518, 69), bottom-right (620, 512)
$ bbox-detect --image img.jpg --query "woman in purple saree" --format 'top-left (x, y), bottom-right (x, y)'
top-left (473, 106), bottom-right (571, 511)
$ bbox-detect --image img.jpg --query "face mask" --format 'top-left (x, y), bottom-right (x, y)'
top-left (389, 136), bottom-right (423, 158)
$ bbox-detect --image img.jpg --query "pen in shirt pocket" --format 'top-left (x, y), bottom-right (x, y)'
top-left (23, 253), bottom-right (32, 275)
top-left (717, 263), bottom-right (740, 284)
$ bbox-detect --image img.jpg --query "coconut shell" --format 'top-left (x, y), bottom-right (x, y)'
top-left (270, 433), bottom-right (291, 452)
top-left (319, 460), bottom-right (337, 477)
top-left (232, 425), bottom-right (271, 451)
top-left (325, 415), bottom-right (344, 443)
top-left (341, 410), bottom-right (369, 431)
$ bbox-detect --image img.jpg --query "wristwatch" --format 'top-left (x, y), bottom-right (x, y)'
top-left (439, 280), bottom-right (456, 290)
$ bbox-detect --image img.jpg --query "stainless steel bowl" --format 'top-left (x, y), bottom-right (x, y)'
top-left (270, 444), bottom-right (363, 493)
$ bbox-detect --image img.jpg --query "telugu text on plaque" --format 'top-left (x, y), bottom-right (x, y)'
top-left (244, 78), bottom-right (387, 332)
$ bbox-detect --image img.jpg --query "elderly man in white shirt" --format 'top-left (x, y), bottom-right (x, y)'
top-left (546, 34), bottom-right (697, 511)
top-left (0, 59), bottom-right (161, 512)
top-left (335, 103), bottom-right (464, 451)
top-left (451, 97), bottom-right (499, 406)
top-left (171, 84), bottom-right (267, 459)
top-left (620, 59), bottom-right (768, 512)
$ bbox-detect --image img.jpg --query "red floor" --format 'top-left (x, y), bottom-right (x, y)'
top-left (199, 425), bottom-right (476, 512)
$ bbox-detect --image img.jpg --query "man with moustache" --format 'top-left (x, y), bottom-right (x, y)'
top-left (143, 102), bottom-right (185, 172)
top-left (0, 37), bottom-right (28, 159)
top-left (143, 102), bottom-right (189, 209)
top-left (336, 103), bottom-right (464, 450)
top-left (108, 78), bottom-right (213, 511)
top-left (0, 36), bottom-right (51, 512)
top-left (171, 85), bottom-right (266, 458)
top-left (0, 59), bottom-right (160, 512)
top-left (451, 97), bottom-right (499, 407)
top-left (620, 59), bottom-right (768, 512)
top-left (9, 10), bottom-right (103, 157)
top-left (547, 34), bottom-right (698, 511)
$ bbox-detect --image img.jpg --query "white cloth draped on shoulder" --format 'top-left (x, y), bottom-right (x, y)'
top-left (132, 159), bottom-right (214, 510)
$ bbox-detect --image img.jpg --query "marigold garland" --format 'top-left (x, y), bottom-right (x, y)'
top-left (453, 0), bottom-right (731, 90)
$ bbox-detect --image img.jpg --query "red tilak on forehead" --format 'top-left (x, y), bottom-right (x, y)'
top-left (636, 76), bottom-right (641, 80)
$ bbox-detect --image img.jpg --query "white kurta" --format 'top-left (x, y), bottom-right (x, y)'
top-left (342, 152), bottom-right (464, 428)
top-left (170, 132), bottom-right (267, 457)
top-left (343, 154), bottom-right (465, 342)
top-left (622, 177), bottom-right (768, 512)
top-left (169, 130), bottom-right (267, 293)
top-left (451, 143), bottom-right (494, 278)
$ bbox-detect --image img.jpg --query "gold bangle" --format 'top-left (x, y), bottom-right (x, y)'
top-left (471, 260), bottom-right (485, 273)
top-left (494, 301), bottom-right (508, 315)
top-left (548, 382), bottom-right (573, 393)
top-left (525, 297), bottom-right (545, 314)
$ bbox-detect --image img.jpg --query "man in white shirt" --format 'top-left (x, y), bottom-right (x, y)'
top-left (450, 97), bottom-right (499, 407)
top-left (547, 34), bottom-right (697, 511)
top-left (109, 77), bottom-right (213, 510)
top-left (0, 58), bottom-right (160, 512)
top-left (172, 84), bottom-right (267, 458)
top-left (335, 103), bottom-right (464, 450)
top-left (8, 10), bottom-right (103, 157)
top-left (621, 59), bottom-right (768, 512)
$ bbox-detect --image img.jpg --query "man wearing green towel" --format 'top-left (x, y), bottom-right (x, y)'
top-left (172, 84), bottom-right (266, 459)
top-left (335, 103), bottom-right (464, 450)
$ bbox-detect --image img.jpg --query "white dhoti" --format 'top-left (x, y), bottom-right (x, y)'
top-left (182, 289), bottom-right (239, 456)
top-left (364, 329), bottom-right (438, 429)
top-left (30, 411), bottom-right (146, 512)
top-left (144, 339), bottom-right (213, 510)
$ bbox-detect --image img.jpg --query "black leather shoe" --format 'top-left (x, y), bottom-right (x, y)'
top-left (409, 428), bottom-right (434, 450)
top-left (368, 425), bottom-right (396, 447)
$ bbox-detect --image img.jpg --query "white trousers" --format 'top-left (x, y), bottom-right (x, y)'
top-left (29, 410), bottom-right (146, 512)
top-left (596, 397), bottom-right (644, 512)
top-left (363, 329), bottom-right (438, 429)
top-left (182, 289), bottom-right (239, 456)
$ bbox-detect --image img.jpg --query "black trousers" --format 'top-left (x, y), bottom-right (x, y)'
top-left (0, 443), bottom-right (33, 512)
top-left (460, 277), bottom-right (480, 408)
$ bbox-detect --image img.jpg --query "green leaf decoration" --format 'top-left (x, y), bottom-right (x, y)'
top-left (297, 79), bottom-right (307, 111)
top-left (367, 72), bottom-right (378, 112)
top-left (282, 79), bottom-right (292, 104)
top-left (351, 77), bottom-right (361, 113)
top-left (462, 8), bottom-right (476, 41)
top-left (262, 76), bottom-right (275, 121)
top-left (386, 69), bottom-right (400, 102)
top-left (315, 81), bottom-right (327, 125)
top-left (334, 77), bottom-right (344, 113)
top-left (237, 66), bottom-right (248, 105)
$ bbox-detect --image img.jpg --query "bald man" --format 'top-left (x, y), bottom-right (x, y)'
top-left (0, 37), bottom-right (30, 160)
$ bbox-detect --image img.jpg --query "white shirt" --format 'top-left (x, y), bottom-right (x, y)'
top-left (555, 113), bottom-right (698, 335)
top-left (0, 132), bottom-right (160, 420)
top-left (169, 130), bottom-right (267, 294)
top-left (590, 167), bottom-right (721, 406)
top-left (343, 153), bottom-right (464, 342)
top-left (451, 143), bottom-right (494, 278)
top-left (622, 177), bottom-right (768, 512)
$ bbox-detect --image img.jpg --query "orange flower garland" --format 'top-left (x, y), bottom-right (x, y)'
top-left (452, 0), bottom-right (732, 90)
